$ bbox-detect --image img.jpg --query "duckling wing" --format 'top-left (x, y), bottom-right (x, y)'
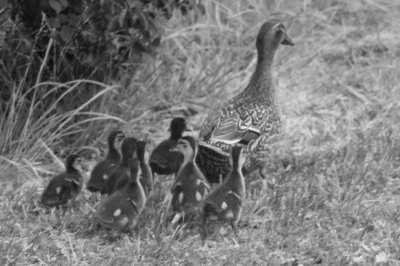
top-left (203, 187), bottom-right (243, 221)
top-left (149, 141), bottom-right (182, 174)
top-left (106, 167), bottom-right (129, 195)
top-left (87, 160), bottom-right (119, 193)
top-left (96, 194), bottom-right (140, 231)
top-left (42, 173), bottom-right (82, 207)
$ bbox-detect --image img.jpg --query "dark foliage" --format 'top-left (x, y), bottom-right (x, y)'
top-left (1, 0), bottom-right (204, 108)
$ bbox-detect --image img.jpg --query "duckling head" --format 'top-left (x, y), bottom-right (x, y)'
top-left (121, 137), bottom-right (138, 161)
top-left (256, 19), bottom-right (294, 55)
top-left (66, 154), bottom-right (84, 173)
top-left (170, 117), bottom-right (191, 140)
top-left (109, 130), bottom-right (126, 151)
top-left (170, 136), bottom-right (198, 162)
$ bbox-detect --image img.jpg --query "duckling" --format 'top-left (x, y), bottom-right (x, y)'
top-left (197, 19), bottom-right (294, 183)
top-left (136, 141), bottom-right (153, 197)
top-left (201, 145), bottom-right (245, 239)
top-left (149, 117), bottom-right (189, 177)
top-left (170, 136), bottom-right (210, 224)
top-left (41, 154), bottom-right (85, 208)
top-left (106, 137), bottom-right (138, 195)
top-left (87, 130), bottom-right (125, 194)
top-left (95, 157), bottom-right (146, 232)
top-left (114, 140), bottom-right (153, 196)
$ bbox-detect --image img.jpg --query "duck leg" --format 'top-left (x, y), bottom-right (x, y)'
top-left (231, 220), bottom-right (239, 238)
top-left (201, 216), bottom-right (208, 240)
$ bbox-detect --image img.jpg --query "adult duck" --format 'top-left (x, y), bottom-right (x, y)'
top-left (197, 19), bottom-right (294, 183)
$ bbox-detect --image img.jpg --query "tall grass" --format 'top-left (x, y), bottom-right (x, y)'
top-left (1, 0), bottom-right (400, 264)
top-left (0, 81), bottom-right (125, 180)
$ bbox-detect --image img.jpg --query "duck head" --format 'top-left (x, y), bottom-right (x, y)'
top-left (109, 130), bottom-right (126, 152)
top-left (256, 19), bottom-right (294, 54)
top-left (121, 137), bottom-right (138, 161)
top-left (170, 117), bottom-right (191, 140)
top-left (66, 154), bottom-right (84, 173)
top-left (170, 136), bottom-right (197, 163)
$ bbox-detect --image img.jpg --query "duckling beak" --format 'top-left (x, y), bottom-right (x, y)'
top-left (281, 31), bottom-right (294, 46)
top-left (184, 126), bottom-right (193, 132)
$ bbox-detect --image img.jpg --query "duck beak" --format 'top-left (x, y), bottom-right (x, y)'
top-left (184, 126), bottom-right (192, 132)
top-left (281, 30), bottom-right (294, 46)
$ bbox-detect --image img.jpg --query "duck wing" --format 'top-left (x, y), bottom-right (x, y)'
top-left (200, 101), bottom-right (261, 145)
top-left (42, 173), bottom-right (82, 207)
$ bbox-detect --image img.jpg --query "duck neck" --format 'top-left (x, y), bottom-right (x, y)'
top-left (107, 146), bottom-right (121, 161)
top-left (181, 156), bottom-right (194, 168)
top-left (121, 156), bottom-right (131, 167)
top-left (66, 166), bottom-right (79, 174)
top-left (227, 168), bottom-right (245, 192)
top-left (170, 130), bottom-right (183, 141)
top-left (128, 159), bottom-right (140, 182)
top-left (242, 49), bottom-right (275, 99)
top-left (140, 161), bottom-right (153, 183)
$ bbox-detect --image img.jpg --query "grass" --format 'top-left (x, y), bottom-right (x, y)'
top-left (1, 0), bottom-right (400, 265)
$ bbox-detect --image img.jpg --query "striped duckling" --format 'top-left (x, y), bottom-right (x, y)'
top-left (95, 157), bottom-right (146, 232)
top-left (41, 154), bottom-right (85, 208)
top-left (197, 19), bottom-right (294, 183)
top-left (170, 136), bottom-right (210, 224)
top-left (201, 145), bottom-right (245, 239)
top-left (149, 117), bottom-right (190, 178)
top-left (106, 137), bottom-right (138, 195)
top-left (87, 130), bottom-right (125, 194)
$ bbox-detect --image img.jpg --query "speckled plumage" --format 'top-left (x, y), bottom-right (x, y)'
top-left (198, 19), bottom-right (294, 182)
top-left (87, 130), bottom-right (125, 194)
top-left (41, 154), bottom-right (84, 208)
top-left (95, 158), bottom-right (146, 232)
top-left (170, 136), bottom-right (210, 223)
top-left (201, 146), bottom-right (245, 239)
top-left (106, 137), bottom-right (138, 195)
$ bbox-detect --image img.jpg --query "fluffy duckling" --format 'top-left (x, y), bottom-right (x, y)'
top-left (149, 117), bottom-right (189, 177)
top-left (41, 154), bottom-right (85, 208)
top-left (106, 137), bottom-right (138, 195)
top-left (113, 140), bottom-right (153, 196)
top-left (87, 130), bottom-right (125, 194)
top-left (95, 157), bottom-right (146, 232)
top-left (201, 145), bottom-right (245, 239)
top-left (170, 136), bottom-right (210, 224)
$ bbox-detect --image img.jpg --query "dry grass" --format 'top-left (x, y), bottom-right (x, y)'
top-left (1, 0), bottom-right (400, 265)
